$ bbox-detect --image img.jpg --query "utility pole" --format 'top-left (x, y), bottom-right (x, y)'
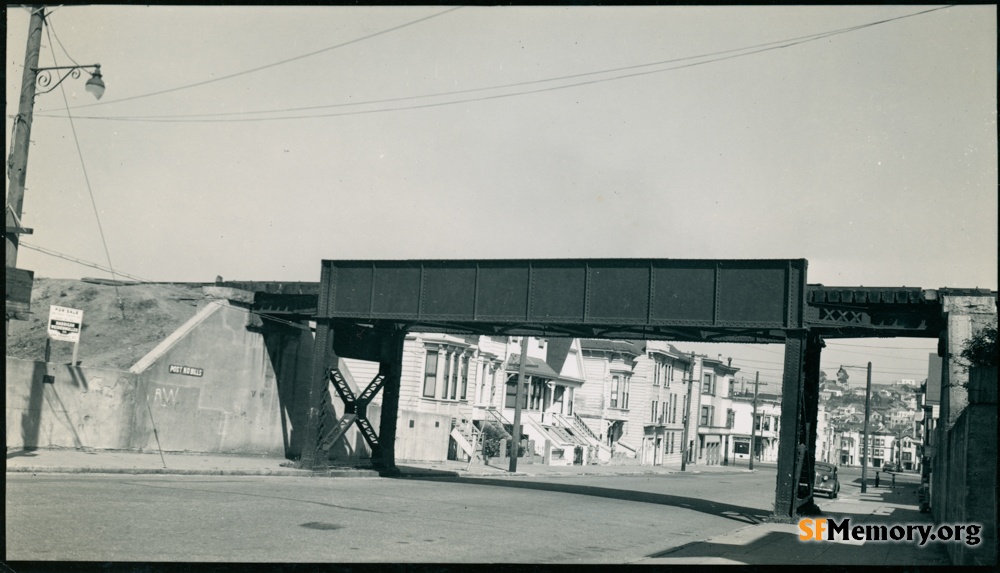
top-left (861, 361), bottom-right (873, 493)
top-left (508, 335), bottom-right (530, 473)
top-left (749, 371), bottom-right (759, 471)
top-left (680, 352), bottom-right (696, 471)
top-left (6, 6), bottom-right (104, 329)
top-left (5, 6), bottom-right (45, 329)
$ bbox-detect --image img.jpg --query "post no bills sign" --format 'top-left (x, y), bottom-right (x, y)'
top-left (48, 305), bottom-right (83, 342)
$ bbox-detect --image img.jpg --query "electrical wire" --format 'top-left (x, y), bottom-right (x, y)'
top-left (826, 341), bottom-right (941, 351)
top-left (19, 240), bottom-right (313, 332)
top-left (729, 360), bottom-right (929, 378)
top-left (36, 6), bottom-right (464, 114)
top-left (34, 5), bottom-right (955, 124)
top-left (36, 13), bottom-right (903, 121)
top-left (46, 14), bottom-right (80, 67)
top-left (44, 15), bottom-right (126, 320)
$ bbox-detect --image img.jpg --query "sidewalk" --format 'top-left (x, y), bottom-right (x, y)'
top-left (5, 447), bottom-right (749, 478)
top-left (642, 486), bottom-right (953, 566)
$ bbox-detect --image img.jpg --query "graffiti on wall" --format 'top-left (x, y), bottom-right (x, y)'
top-left (154, 386), bottom-right (180, 407)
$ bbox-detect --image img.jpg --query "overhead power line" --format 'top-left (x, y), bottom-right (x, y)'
top-left (826, 341), bottom-right (938, 351)
top-left (35, 6), bottom-right (464, 114)
top-left (44, 16), bottom-right (126, 320)
top-left (34, 5), bottom-right (955, 124)
top-left (19, 240), bottom-right (313, 332)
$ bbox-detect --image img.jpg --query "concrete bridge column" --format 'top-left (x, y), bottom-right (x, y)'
top-left (933, 293), bottom-right (997, 525)
top-left (939, 294), bottom-right (997, 429)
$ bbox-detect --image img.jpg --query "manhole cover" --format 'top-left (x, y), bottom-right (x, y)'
top-left (300, 522), bottom-right (343, 531)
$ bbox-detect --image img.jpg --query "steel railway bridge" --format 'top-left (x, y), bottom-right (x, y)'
top-left (220, 258), bottom-right (995, 520)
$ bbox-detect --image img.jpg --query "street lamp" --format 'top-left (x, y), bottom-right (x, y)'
top-left (5, 7), bottom-right (106, 326)
top-left (35, 64), bottom-right (105, 99)
top-left (838, 362), bottom-right (873, 493)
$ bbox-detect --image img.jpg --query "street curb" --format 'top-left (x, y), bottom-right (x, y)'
top-left (6, 466), bottom-right (380, 478)
top-left (6, 466), bottom-right (751, 479)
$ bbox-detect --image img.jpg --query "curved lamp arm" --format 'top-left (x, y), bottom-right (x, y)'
top-left (34, 64), bottom-right (104, 99)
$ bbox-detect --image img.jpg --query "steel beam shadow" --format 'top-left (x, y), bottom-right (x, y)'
top-left (393, 475), bottom-right (767, 525)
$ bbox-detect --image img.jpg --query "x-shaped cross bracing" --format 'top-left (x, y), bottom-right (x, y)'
top-left (319, 366), bottom-right (385, 452)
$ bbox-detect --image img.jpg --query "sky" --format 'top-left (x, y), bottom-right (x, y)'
top-left (6, 5), bottom-right (997, 386)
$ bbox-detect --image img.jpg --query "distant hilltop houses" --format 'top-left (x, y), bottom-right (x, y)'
top-left (816, 374), bottom-right (925, 471)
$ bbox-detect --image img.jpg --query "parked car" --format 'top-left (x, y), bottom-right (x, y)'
top-left (814, 462), bottom-right (840, 498)
top-left (882, 462), bottom-right (898, 473)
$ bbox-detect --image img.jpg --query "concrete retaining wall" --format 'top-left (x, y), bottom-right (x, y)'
top-left (7, 297), bottom-right (454, 463)
top-left (943, 403), bottom-right (997, 566)
top-left (6, 360), bottom-right (141, 451)
top-left (128, 302), bottom-right (284, 455)
top-left (395, 408), bottom-right (451, 462)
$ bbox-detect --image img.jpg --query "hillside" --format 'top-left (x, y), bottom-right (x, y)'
top-left (6, 278), bottom-right (206, 370)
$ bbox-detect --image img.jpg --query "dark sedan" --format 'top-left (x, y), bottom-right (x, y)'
top-left (814, 462), bottom-right (840, 498)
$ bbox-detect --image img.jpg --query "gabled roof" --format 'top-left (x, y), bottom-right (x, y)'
top-left (545, 338), bottom-right (574, 375)
top-left (506, 354), bottom-right (561, 379)
top-left (579, 339), bottom-right (642, 356)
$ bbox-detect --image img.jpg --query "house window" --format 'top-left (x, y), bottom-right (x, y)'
top-left (504, 376), bottom-right (526, 409)
top-left (700, 405), bottom-right (713, 426)
top-left (441, 355), bottom-right (452, 399)
top-left (422, 351), bottom-right (439, 398)
top-left (703, 373), bottom-right (715, 395)
top-left (670, 394), bottom-right (678, 424)
top-left (479, 363), bottom-right (491, 405)
top-left (651, 401), bottom-right (658, 423)
top-left (530, 380), bottom-right (545, 411)
top-left (610, 376), bottom-right (620, 408)
top-left (622, 375), bottom-right (631, 409)
top-left (726, 409), bottom-right (735, 429)
top-left (667, 364), bottom-right (673, 387)
top-left (460, 356), bottom-right (469, 400)
top-left (660, 401), bottom-right (667, 424)
top-left (449, 355), bottom-right (460, 400)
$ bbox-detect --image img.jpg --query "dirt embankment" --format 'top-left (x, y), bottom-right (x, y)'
top-left (6, 278), bottom-right (206, 370)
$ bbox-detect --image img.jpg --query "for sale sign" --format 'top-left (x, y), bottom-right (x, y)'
top-left (48, 305), bottom-right (83, 342)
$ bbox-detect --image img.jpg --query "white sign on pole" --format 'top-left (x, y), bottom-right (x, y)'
top-left (48, 305), bottom-right (83, 342)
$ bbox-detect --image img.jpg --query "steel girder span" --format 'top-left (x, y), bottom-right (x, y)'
top-left (293, 258), bottom-right (819, 521)
top-left (232, 263), bottom-right (986, 520)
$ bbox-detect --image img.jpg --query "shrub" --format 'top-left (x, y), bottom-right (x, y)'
top-left (960, 321), bottom-right (997, 370)
top-left (480, 421), bottom-right (508, 458)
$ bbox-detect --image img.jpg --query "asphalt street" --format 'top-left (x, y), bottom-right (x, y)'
top-left (6, 468), bottom-right (779, 563)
